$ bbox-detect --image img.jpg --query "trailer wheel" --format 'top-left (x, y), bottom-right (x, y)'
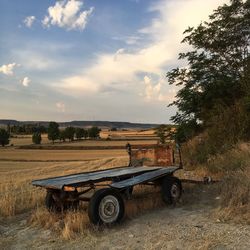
top-left (161, 176), bottom-right (182, 205)
top-left (88, 188), bottom-right (125, 225)
top-left (45, 191), bottom-right (62, 212)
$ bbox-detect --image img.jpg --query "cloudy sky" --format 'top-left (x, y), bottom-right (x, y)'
top-left (0, 0), bottom-right (228, 123)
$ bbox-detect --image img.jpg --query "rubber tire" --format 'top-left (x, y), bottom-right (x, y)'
top-left (161, 176), bottom-right (182, 205)
top-left (45, 191), bottom-right (79, 212)
top-left (88, 188), bottom-right (125, 225)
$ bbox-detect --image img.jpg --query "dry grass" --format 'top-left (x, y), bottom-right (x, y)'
top-left (217, 168), bottom-right (250, 224)
top-left (0, 157), bottom-right (128, 217)
top-left (28, 185), bottom-right (165, 240)
top-left (100, 129), bottom-right (156, 139)
top-left (125, 186), bottom-right (164, 219)
top-left (29, 207), bottom-right (91, 240)
top-left (182, 138), bottom-right (250, 224)
top-left (10, 134), bottom-right (49, 146)
top-left (195, 143), bottom-right (250, 224)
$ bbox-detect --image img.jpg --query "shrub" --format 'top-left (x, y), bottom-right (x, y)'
top-left (59, 130), bottom-right (66, 142)
top-left (75, 128), bottom-right (86, 140)
top-left (0, 128), bottom-right (10, 147)
top-left (32, 132), bottom-right (42, 144)
top-left (48, 122), bottom-right (59, 143)
top-left (88, 126), bottom-right (101, 139)
top-left (65, 127), bottom-right (75, 141)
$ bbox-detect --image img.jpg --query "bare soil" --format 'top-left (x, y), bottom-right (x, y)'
top-left (1, 184), bottom-right (250, 250)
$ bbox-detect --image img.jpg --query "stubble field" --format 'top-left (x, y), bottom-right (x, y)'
top-left (0, 131), bottom-right (250, 249)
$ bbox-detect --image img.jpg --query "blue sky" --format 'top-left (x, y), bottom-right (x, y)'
top-left (0, 0), bottom-right (228, 123)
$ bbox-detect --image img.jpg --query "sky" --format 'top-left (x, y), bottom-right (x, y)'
top-left (0, 0), bottom-right (229, 123)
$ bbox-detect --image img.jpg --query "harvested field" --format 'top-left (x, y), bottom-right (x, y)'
top-left (10, 135), bottom-right (50, 146)
top-left (0, 141), bottom-right (249, 249)
top-left (0, 157), bottom-right (128, 217)
top-left (9, 134), bottom-right (157, 147)
top-left (0, 149), bottom-right (127, 161)
top-left (100, 129), bottom-right (156, 139)
top-left (55, 139), bottom-right (157, 146)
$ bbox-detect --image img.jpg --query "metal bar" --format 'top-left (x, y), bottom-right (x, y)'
top-left (78, 197), bottom-right (91, 202)
top-left (180, 179), bottom-right (220, 184)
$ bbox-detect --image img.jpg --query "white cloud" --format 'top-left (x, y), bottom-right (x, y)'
top-left (56, 102), bottom-right (66, 112)
top-left (143, 75), bottom-right (174, 102)
top-left (14, 50), bottom-right (58, 70)
top-left (114, 48), bottom-right (125, 61)
top-left (42, 0), bottom-right (94, 31)
top-left (0, 63), bottom-right (19, 75)
top-left (22, 77), bottom-right (31, 87)
top-left (57, 0), bottom-right (229, 99)
top-left (113, 35), bottom-right (141, 45)
top-left (23, 16), bottom-right (36, 28)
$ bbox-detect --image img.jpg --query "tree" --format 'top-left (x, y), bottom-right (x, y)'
top-left (32, 132), bottom-right (42, 144)
top-left (0, 129), bottom-right (10, 147)
top-left (155, 125), bottom-right (174, 144)
top-left (64, 127), bottom-right (75, 141)
top-left (83, 129), bottom-right (88, 139)
top-left (155, 125), bottom-right (167, 144)
top-left (75, 128), bottom-right (85, 140)
top-left (47, 122), bottom-right (59, 143)
top-left (59, 130), bottom-right (66, 142)
top-left (88, 126), bottom-right (101, 139)
top-left (167, 0), bottom-right (250, 143)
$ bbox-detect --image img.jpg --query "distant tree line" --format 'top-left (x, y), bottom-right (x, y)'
top-left (0, 122), bottom-right (101, 146)
top-left (7, 124), bottom-right (47, 135)
top-left (47, 122), bottom-right (101, 144)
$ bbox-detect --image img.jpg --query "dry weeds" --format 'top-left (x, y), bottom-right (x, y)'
top-left (217, 168), bottom-right (250, 224)
top-left (0, 157), bottom-right (128, 217)
top-left (28, 185), bottom-right (165, 240)
top-left (201, 143), bottom-right (250, 224)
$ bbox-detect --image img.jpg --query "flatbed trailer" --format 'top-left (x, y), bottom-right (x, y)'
top-left (32, 165), bottom-right (182, 225)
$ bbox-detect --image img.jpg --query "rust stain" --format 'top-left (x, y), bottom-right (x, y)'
top-left (131, 145), bottom-right (173, 167)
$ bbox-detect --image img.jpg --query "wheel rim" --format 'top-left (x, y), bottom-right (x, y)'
top-left (99, 195), bottom-right (120, 223)
top-left (170, 183), bottom-right (180, 201)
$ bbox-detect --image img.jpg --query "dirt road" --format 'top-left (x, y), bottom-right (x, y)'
top-left (1, 184), bottom-right (250, 250)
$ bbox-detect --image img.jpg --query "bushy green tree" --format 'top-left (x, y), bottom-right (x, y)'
top-left (75, 128), bottom-right (86, 140)
top-left (59, 130), bottom-right (66, 142)
top-left (65, 127), bottom-right (75, 141)
top-left (167, 0), bottom-right (250, 143)
top-left (88, 126), bottom-right (101, 139)
top-left (155, 125), bottom-right (174, 144)
top-left (83, 129), bottom-right (88, 139)
top-left (0, 129), bottom-right (10, 147)
top-left (155, 125), bottom-right (167, 144)
top-left (32, 132), bottom-right (42, 144)
top-left (48, 122), bottom-right (59, 144)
